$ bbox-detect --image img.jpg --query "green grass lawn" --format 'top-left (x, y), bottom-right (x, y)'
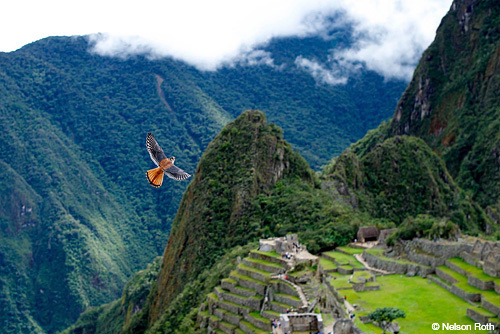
top-left (344, 275), bottom-right (486, 334)
top-left (251, 250), bottom-right (282, 259)
top-left (337, 246), bottom-right (364, 255)
top-left (352, 271), bottom-right (374, 283)
top-left (245, 257), bottom-right (284, 270)
top-left (327, 273), bottom-right (352, 289)
top-left (448, 257), bottom-right (500, 285)
top-left (238, 263), bottom-right (271, 277)
top-left (320, 257), bottom-right (338, 271)
top-left (324, 251), bottom-right (365, 269)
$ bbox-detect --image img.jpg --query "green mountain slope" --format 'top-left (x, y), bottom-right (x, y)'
top-left (0, 30), bottom-right (406, 333)
top-left (378, 0), bottom-right (500, 211)
top-left (62, 110), bottom-right (367, 334)
top-left (62, 1), bottom-right (499, 333)
top-left (148, 110), bottom-right (314, 321)
top-left (0, 69), bottom-right (162, 333)
top-left (323, 135), bottom-right (488, 232)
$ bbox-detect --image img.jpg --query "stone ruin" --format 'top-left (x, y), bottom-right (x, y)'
top-left (462, 239), bottom-right (500, 278)
top-left (378, 228), bottom-right (396, 245)
top-left (279, 313), bottom-right (324, 333)
top-left (259, 233), bottom-right (300, 254)
top-left (357, 226), bottom-right (379, 243)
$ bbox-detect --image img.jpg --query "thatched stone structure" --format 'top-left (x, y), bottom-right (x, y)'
top-left (357, 226), bottom-right (379, 243)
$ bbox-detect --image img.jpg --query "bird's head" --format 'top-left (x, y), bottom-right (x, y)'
top-left (170, 156), bottom-right (176, 163)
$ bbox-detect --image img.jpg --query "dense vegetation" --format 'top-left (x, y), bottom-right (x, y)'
top-left (322, 135), bottom-right (490, 233)
top-left (4, 0), bottom-right (500, 333)
top-left (364, 0), bottom-right (500, 214)
top-left (61, 1), bottom-right (500, 332)
top-left (63, 111), bottom-right (379, 334)
top-left (0, 29), bottom-right (406, 333)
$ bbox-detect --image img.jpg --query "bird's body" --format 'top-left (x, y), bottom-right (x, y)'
top-left (146, 133), bottom-right (191, 187)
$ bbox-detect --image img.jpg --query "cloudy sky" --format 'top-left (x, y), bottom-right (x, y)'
top-left (3, 0), bottom-right (451, 82)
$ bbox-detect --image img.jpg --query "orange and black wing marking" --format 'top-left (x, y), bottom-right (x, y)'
top-left (146, 167), bottom-right (164, 188)
top-left (145, 132), bottom-right (192, 186)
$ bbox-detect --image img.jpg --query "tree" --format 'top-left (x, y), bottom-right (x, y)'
top-left (368, 307), bottom-right (406, 333)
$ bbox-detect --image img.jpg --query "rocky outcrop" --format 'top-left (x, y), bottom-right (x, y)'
top-left (389, 0), bottom-right (500, 210)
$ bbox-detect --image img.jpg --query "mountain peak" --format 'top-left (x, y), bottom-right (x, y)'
top-left (148, 109), bottom-right (313, 322)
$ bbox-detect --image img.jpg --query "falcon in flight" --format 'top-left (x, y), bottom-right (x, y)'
top-left (146, 133), bottom-right (191, 187)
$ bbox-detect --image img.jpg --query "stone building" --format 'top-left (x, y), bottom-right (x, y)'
top-left (279, 313), bottom-right (324, 333)
top-left (483, 249), bottom-right (500, 277)
top-left (259, 234), bottom-right (300, 253)
top-left (357, 226), bottom-right (379, 243)
top-left (378, 228), bottom-right (396, 245)
top-left (471, 240), bottom-right (484, 258)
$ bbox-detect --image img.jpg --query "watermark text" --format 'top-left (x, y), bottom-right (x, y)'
top-left (432, 323), bottom-right (495, 331)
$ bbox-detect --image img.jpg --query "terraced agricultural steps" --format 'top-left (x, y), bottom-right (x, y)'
top-left (198, 249), bottom-right (307, 334)
top-left (429, 257), bottom-right (500, 326)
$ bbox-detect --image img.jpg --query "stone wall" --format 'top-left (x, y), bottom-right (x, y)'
top-left (270, 280), bottom-right (297, 296)
top-left (404, 238), bottom-right (473, 268)
top-left (444, 259), bottom-right (468, 276)
top-left (363, 252), bottom-right (432, 277)
top-left (250, 250), bottom-right (289, 267)
top-left (468, 276), bottom-right (494, 291)
top-left (271, 292), bottom-right (302, 308)
top-left (237, 266), bottom-right (269, 282)
top-left (428, 276), bottom-right (481, 302)
top-left (467, 308), bottom-right (490, 325)
top-left (279, 313), bottom-right (323, 333)
top-left (324, 277), bottom-right (348, 319)
top-left (235, 277), bottom-right (266, 295)
top-left (333, 319), bottom-right (363, 334)
top-left (243, 258), bottom-right (282, 274)
top-left (482, 299), bottom-right (500, 317)
top-left (435, 267), bottom-right (459, 284)
top-left (276, 234), bottom-right (299, 254)
top-left (244, 312), bottom-right (269, 330)
top-left (461, 251), bottom-right (481, 267)
top-left (338, 266), bottom-right (354, 275)
top-left (259, 238), bottom-right (276, 252)
top-left (353, 282), bottom-right (380, 292)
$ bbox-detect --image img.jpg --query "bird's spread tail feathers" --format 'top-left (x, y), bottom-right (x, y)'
top-left (146, 167), bottom-right (164, 188)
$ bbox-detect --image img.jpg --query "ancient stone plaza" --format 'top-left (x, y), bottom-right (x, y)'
top-left (199, 230), bottom-right (500, 334)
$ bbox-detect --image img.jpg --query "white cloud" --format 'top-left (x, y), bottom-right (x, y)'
top-left (295, 56), bottom-right (348, 85)
top-left (330, 0), bottom-right (451, 81)
top-left (86, 0), bottom-right (342, 71)
top-left (1, 0), bottom-right (452, 81)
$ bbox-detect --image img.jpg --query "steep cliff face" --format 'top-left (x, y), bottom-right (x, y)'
top-left (324, 136), bottom-right (487, 232)
top-left (390, 0), bottom-right (500, 209)
top-left (320, 0), bottom-right (499, 232)
top-left (148, 110), bottom-right (313, 321)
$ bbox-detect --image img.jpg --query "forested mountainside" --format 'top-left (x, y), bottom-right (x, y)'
top-left (349, 0), bottom-right (500, 217)
top-left (62, 0), bottom-right (499, 333)
top-left (0, 26), bottom-right (406, 333)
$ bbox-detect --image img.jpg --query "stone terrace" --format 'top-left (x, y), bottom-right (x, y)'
top-left (198, 249), bottom-right (311, 334)
top-left (356, 237), bottom-right (500, 328)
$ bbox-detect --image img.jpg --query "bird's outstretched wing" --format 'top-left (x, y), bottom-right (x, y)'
top-left (146, 133), bottom-right (167, 166)
top-left (165, 165), bottom-right (191, 181)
